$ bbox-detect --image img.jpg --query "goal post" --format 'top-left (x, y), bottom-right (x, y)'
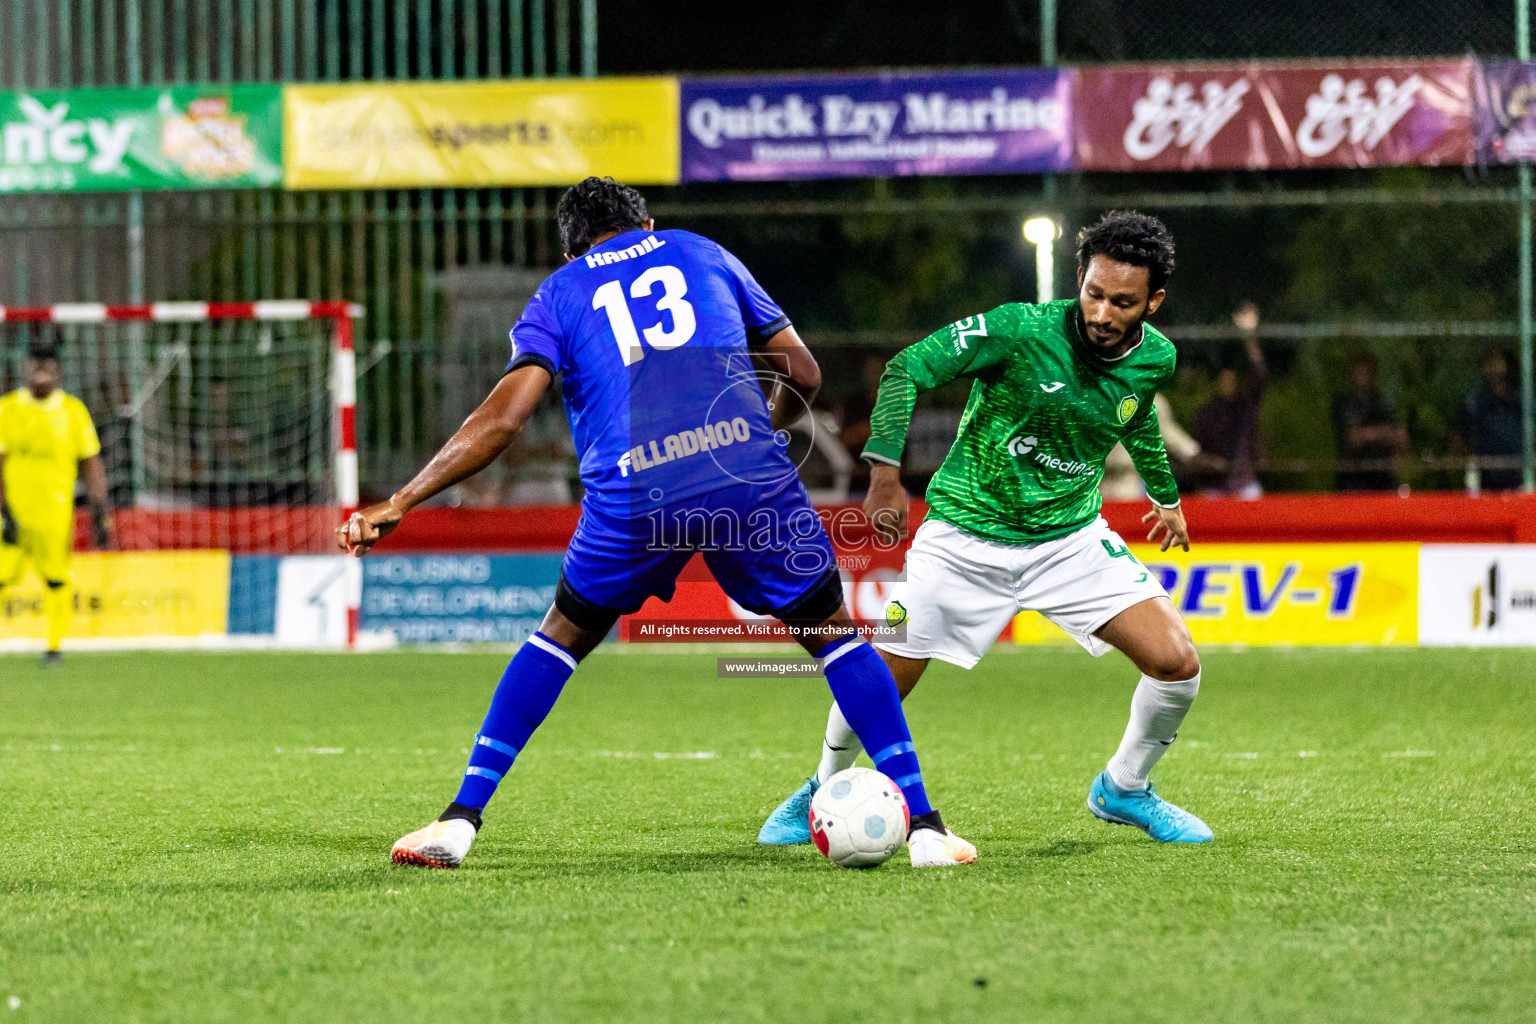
top-left (0, 300), bottom-right (363, 648)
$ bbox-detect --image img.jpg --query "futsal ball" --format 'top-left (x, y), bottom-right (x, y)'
top-left (809, 767), bottom-right (910, 868)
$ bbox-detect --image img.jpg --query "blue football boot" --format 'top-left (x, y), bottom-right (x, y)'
top-left (1087, 771), bottom-right (1213, 843)
top-left (757, 777), bottom-right (817, 845)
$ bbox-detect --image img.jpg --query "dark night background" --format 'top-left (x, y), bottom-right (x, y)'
top-left (581, 0), bottom-right (1523, 491)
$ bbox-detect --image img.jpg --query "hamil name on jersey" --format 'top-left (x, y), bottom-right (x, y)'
top-left (618, 417), bottom-right (754, 478)
top-left (583, 234), bottom-right (666, 269)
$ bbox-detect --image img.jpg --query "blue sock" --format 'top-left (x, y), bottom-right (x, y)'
top-left (453, 632), bottom-right (577, 810)
top-left (813, 634), bottom-right (933, 816)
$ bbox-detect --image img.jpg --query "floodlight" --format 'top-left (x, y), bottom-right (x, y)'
top-left (1022, 216), bottom-right (1059, 303)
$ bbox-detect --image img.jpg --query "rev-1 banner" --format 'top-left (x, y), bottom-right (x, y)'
top-left (1074, 60), bottom-right (1473, 171)
top-left (680, 69), bottom-right (1071, 182)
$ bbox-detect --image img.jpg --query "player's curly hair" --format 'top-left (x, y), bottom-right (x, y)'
top-left (557, 176), bottom-right (650, 257)
top-left (1075, 210), bottom-right (1176, 294)
top-left (27, 341), bottom-right (60, 363)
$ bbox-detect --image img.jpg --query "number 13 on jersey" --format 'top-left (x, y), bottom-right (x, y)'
top-left (592, 265), bottom-right (698, 367)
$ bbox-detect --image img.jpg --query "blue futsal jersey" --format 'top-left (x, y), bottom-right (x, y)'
top-left (508, 228), bottom-right (795, 516)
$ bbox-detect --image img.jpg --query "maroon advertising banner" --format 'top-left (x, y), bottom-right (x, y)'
top-left (1074, 60), bottom-right (1473, 172)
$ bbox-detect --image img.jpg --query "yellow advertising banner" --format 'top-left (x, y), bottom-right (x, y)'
top-left (1011, 543), bottom-right (1419, 647)
top-left (0, 551), bottom-right (229, 642)
top-left (284, 78), bottom-right (680, 189)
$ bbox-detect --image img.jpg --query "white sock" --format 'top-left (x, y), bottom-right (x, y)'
top-left (815, 702), bottom-right (863, 784)
top-left (1106, 672), bottom-right (1201, 791)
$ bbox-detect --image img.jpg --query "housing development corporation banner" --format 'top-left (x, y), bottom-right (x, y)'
top-left (0, 86), bottom-right (282, 193)
top-left (284, 79), bottom-right (679, 188)
top-left (679, 70), bottom-right (1072, 182)
top-left (1074, 60), bottom-right (1473, 172)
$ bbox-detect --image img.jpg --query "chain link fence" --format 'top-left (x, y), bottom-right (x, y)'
top-left (0, 0), bottom-right (590, 496)
top-left (0, 1), bottom-right (1526, 499)
top-left (1057, 0), bottom-right (1513, 62)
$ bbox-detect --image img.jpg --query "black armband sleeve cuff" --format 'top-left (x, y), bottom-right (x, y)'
top-left (746, 315), bottom-right (792, 347)
top-left (504, 353), bottom-right (558, 378)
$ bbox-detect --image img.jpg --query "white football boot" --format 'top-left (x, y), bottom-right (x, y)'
top-left (391, 818), bottom-right (477, 869)
top-left (908, 826), bottom-right (977, 867)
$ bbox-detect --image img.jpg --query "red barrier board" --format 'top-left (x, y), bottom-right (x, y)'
top-left (363, 493), bottom-right (1536, 551)
top-left (1099, 493), bottom-right (1536, 545)
top-left (89, 492), bottom-right (1535, 554)
top-left (1074, 60), bottom-right (1473, 172)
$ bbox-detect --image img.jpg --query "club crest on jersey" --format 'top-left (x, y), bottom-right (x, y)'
top-left (885, 601), bottom-right (908, 627)
top-left (1117, 395), bottom-right (1140, 424)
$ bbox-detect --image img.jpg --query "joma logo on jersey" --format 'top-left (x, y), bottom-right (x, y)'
top-left (617, 417), bottom-right (752, 478)
top-left (1004, 434), bottom-right (1094, 476)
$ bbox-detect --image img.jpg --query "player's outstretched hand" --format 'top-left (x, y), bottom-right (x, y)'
top-left (864, 464), bottom-right (910, 545)
top-left (1142, 504), bottom-right (1190, 553)
top-left (338, 499), bottom-right (406, 557)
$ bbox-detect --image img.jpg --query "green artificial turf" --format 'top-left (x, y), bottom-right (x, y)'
top-left (0, 646), bottom-right (1532, 1023)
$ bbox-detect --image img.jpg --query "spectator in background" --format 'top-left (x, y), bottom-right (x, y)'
top-left (454, 392), bottom-right (576, 507)
top-left (903, 399), bottom-right (964, 494)
top-left (1190, 301), bottom-right (1268, 499)
top-left (1101, 392), bottom-right (1201, 501)
top-left (1332, 352), bottom-right (1409, 492)
top-left (835, 353), bottom-right (888, 454)
top-left (836, 354), bottom-right (890, 491)
top-left (503, 396), bottom-right (576, 505)
top-left (1452, 348), bottom-right (1522, 491)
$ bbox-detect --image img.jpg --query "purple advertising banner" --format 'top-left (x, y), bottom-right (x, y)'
top-left (1473, 59), bottom-right (1536, 163)
top-left (680, 70), bottom-right (1071, 182)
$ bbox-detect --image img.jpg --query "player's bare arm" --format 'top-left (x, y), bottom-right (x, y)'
top-left (81, 453), bottom-right (111, 548)
top-left (338, 364), bottom-right (553, 556)
top-left (758, 325), bottom-right (822, 431)
top-left (863, 463), bottom-right (909, 545)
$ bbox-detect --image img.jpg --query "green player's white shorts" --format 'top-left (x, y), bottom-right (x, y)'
top-left (875, 516), bottom-right (1170, 668)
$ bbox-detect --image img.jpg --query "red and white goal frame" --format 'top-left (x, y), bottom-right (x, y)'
top-left (1, 300), bottom-right (365, 646)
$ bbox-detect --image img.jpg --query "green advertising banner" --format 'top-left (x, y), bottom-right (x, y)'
top-left (0, 85), bottom-right (282, 193)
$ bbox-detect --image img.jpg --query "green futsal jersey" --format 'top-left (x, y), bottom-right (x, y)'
top-left (862, 299), bottom-right (1180, 545)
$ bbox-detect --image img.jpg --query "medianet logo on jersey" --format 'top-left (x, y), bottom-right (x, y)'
top-left (1004, 434), bottom-right (1093, 476)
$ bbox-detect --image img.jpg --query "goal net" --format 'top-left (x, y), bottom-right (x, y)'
top-left (0, 302), bottom-right (360, 647)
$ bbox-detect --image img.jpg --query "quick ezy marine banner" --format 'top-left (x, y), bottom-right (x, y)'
top-left (680, 70), bottom-right (1072, 182)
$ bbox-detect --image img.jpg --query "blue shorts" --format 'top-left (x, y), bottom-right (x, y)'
top-left (560, 477), bottom-right (839, 620)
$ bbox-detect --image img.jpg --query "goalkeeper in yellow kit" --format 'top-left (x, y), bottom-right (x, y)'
top-left (0, 342), bottom-right (111, 665)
